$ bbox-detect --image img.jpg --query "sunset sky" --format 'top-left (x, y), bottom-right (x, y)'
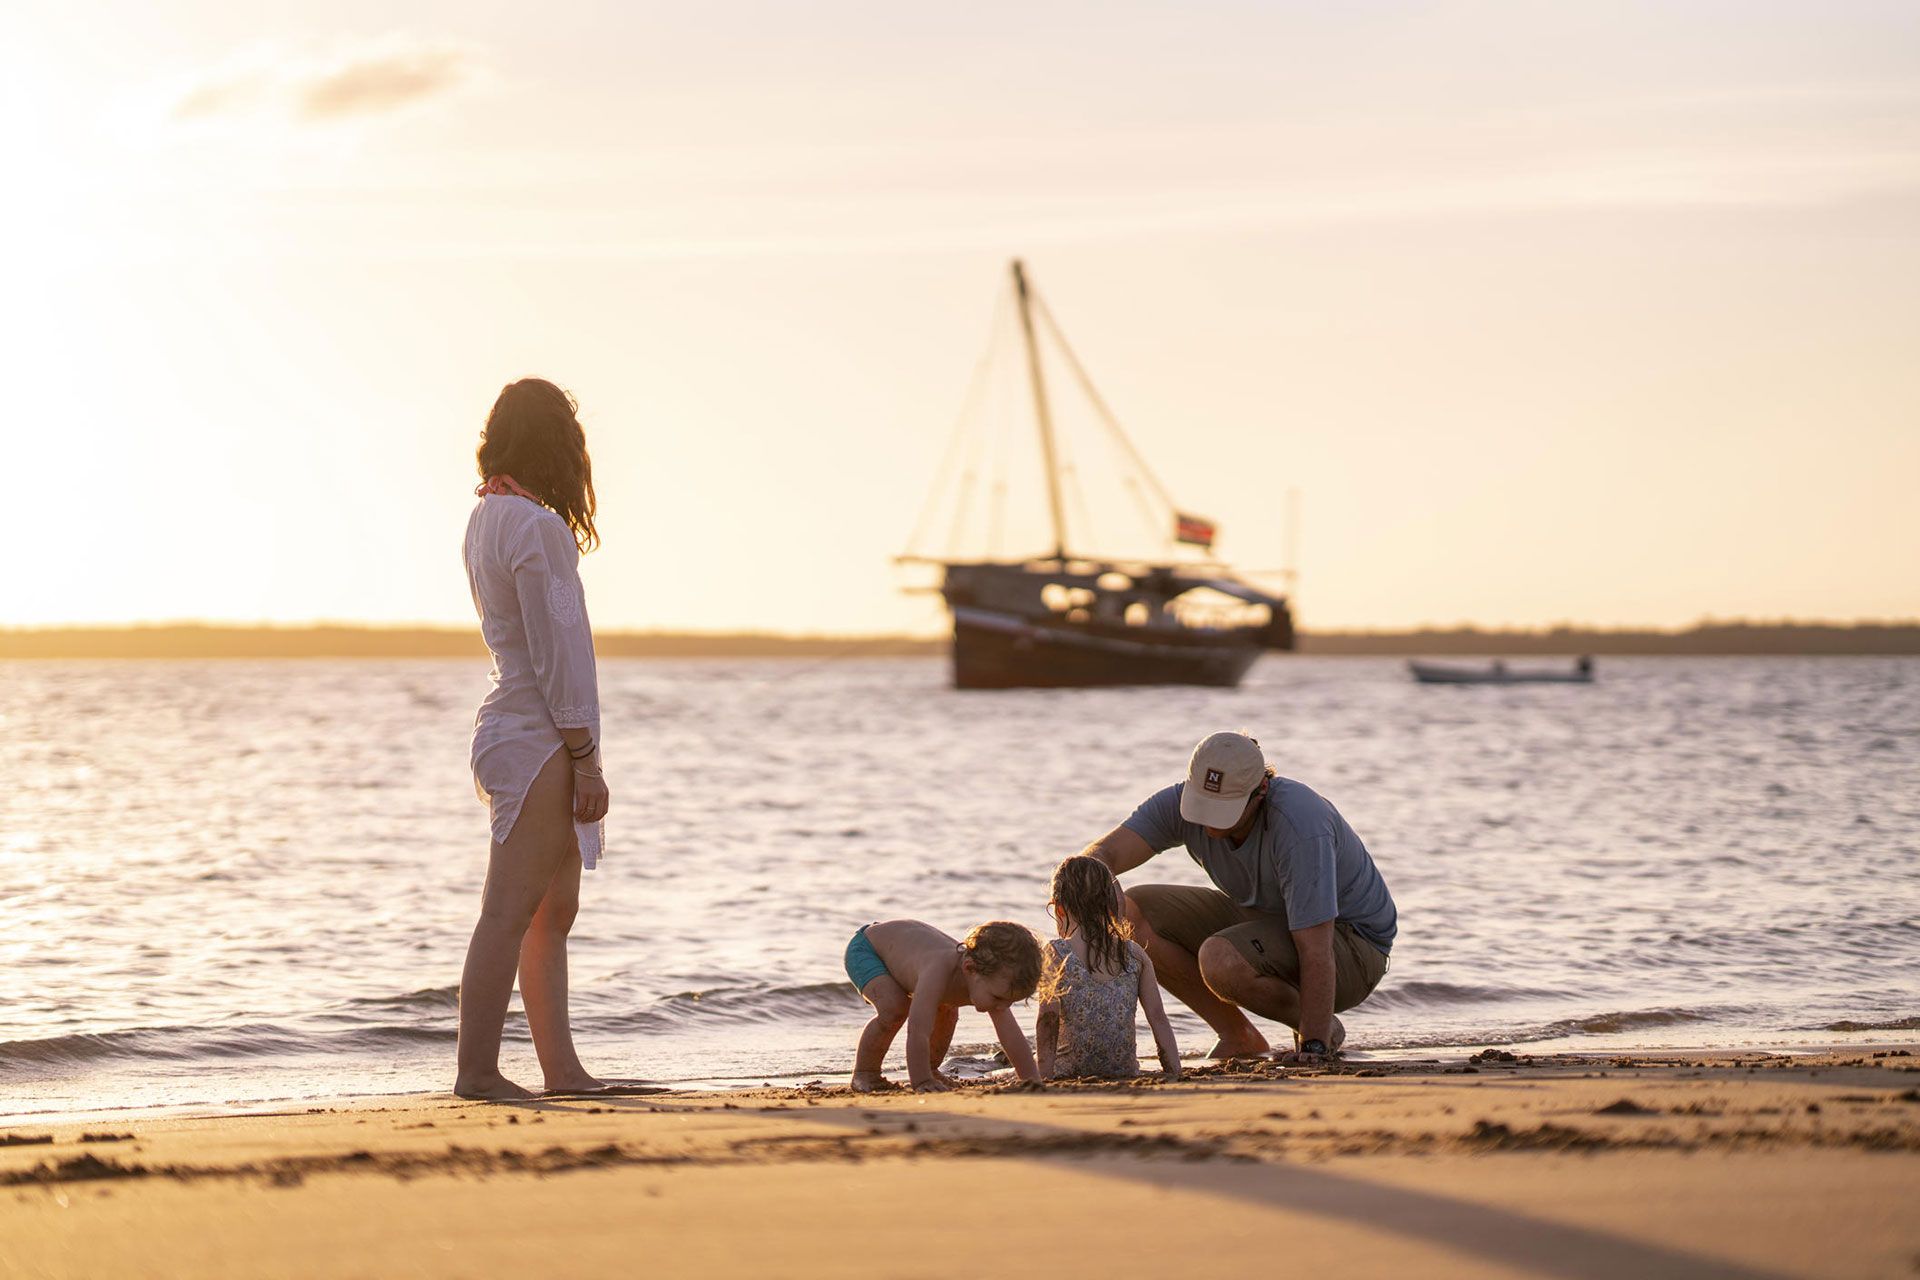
top-left (5, 1), bottom-right (1917, 634)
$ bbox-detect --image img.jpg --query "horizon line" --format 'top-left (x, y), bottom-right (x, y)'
top-left (4, 618), bottom-right (1920, 661)
top-left (4, 617), bottom-right (1919, 639)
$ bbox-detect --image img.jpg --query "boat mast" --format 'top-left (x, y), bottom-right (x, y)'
top-left (1011, 259), bottom-right (1069, 563)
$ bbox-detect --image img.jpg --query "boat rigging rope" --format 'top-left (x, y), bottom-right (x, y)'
top-left (1121, 476), bottom-right (1162, 552)
top-left (986, 298), bottom-right (1018, 559)
top-left (905, 270), bottom-right (1198, 564)
top-left (1031, 290), bottom-right (1181, 552)
top-left (1062, 460), bottom-right (1098, 555)
top-left (904, 283), bottom-right (1009, 559)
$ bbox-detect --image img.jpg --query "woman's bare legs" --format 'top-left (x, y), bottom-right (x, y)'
top-left (518, 849), bottom-right (603, 1092)
top-left (455, 747), bottom-right (578, 1100)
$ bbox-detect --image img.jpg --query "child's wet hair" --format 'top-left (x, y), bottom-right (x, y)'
top-left (1049, 855), bottom-right (1133, 979)
top-left (961, 921), bottom-right (1043, 1000)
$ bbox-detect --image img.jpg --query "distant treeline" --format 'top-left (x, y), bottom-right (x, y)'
top-left (1298, 622), bottom-right (1920, 656)
top-left (0, 625), bottom-right (942, 660)
top-left (1, 620), bottom-right (1916, 660)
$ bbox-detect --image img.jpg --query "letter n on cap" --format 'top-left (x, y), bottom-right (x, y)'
top-left (1204, 768), bottom-right (1224, 793)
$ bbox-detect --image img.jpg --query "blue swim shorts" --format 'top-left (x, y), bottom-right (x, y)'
top-left (844, 924), bottom-right (891, 994)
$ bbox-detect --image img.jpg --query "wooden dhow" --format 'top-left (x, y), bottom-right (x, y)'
top-left (900, 261), bottom-right (1294, 689)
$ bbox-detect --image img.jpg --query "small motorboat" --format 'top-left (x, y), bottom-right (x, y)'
top-left (1409, 656), bottom-right (1595, 685)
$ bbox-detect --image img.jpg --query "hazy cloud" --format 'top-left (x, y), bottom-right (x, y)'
top-left (297, 47), bottom-right (471, 119)
top-left (171, 39), bottom-right (475, 123)
top-left (172, 74), bottom-right (270, 120)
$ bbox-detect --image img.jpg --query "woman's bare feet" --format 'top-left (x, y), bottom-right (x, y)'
top-left (453, 1071), bottom-right (535, 1101)
top-left (542, 1072), bottom-right (608, 1094)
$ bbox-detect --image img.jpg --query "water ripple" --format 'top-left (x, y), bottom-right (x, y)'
top-left (1, 654), bottom-right (1917, 1112)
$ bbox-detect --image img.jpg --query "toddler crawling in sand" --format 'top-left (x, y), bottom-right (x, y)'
top-left (1036, 856), bottom-right (1181, 1080)
top-left (843, 920), bottom-right (1043, 1092)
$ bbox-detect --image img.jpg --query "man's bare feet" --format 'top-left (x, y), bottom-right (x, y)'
top-left (1204, 1034), bottom-right (1272, 1060)
top-left (453, 1072), bottom-right (535, 1101)
top-left (850, 1071), bottom-right (895, 1093)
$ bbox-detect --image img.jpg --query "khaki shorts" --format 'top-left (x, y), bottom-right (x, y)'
top-left (1129, 883), bottom-right (1390, 1013)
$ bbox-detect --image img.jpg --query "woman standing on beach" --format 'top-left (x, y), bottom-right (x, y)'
top-left (455, 378), bottom-right (612, 1100)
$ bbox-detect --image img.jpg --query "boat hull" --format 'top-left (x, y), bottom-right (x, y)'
top-left (951, 607), bottom-right (1263, 689)
top-left (1408, 661), bottom-right (1594, 685)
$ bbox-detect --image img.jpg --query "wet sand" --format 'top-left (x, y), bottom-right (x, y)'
top-left (4, 1047), bottom-right (1917, 1279)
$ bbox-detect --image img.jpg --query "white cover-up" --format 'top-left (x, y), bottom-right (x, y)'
top-left (464, 494), bottom-right (602, 865)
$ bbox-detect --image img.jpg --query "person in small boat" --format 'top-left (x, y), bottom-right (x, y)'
top-left (1081, 731), bottom-right (1397, 1064)
top-left (1035, 855), bottom-right (1181, 1080)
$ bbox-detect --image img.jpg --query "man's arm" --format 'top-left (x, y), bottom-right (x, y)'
top-left (1290, 920), bottom-right (1337, 1052)
top-left (989, 1006), bottom-right (1041, 1083)
top-left (1083, 824), bottom-right (1157, 876)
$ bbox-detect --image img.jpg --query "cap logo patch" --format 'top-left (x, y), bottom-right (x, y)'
top-left (1203, 768), bottom-right (1224, 793)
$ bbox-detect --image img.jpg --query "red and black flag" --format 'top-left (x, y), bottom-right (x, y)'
top-left (1174, 512), bottom-right (1216, 549)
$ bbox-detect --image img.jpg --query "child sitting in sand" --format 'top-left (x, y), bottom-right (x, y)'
top-left (844, 920), bottom-right (1044, 1092)
top-left (1036, 856), bottom-right (1181, 1080)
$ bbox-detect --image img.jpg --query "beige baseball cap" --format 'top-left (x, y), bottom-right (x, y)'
top-left (1179, 731), bottom-right (1268, 828)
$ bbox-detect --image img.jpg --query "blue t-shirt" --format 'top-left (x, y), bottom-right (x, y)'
top-left (1122, 776), bottom-right (1397, 952)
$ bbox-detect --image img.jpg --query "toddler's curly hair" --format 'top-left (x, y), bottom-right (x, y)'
top-left (961, 921), bottom-right (1043, 1000)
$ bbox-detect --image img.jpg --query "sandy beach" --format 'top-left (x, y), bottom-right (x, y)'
top-left (5, 1046), bottom-right (1916, 1279)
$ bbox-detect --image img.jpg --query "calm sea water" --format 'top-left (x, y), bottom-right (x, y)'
top-left (2, 656), bottom-right (1916, 1118)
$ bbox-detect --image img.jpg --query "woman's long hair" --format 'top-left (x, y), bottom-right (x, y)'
top-left (1049, 855), bottom-right (1133, 979)
top-left (476, 378), bottom-right (599, 553)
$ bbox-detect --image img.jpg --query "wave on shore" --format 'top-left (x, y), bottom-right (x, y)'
top-left (6, 983), bottom-right (1913, 1085)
